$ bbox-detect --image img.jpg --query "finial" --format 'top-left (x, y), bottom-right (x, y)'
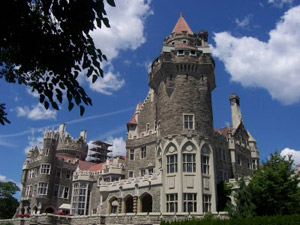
top-left (180, 12), bottom-right (183, 17)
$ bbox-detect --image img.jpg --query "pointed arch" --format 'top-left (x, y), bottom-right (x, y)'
top-left (140, 192), bottom-right (152, 213)
top-left (108, 196), bottom-right (119, 214)
top-left (123, 194), bottom-right (134, 213)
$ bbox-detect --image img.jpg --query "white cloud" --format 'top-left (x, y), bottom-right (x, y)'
top-left (88, 70), bottom-right (125, 95)
top-left (212, 5), bottom-right (300, 105)
top-left (0, 174), bottom-right (7, 182)
top-left (280, 147), bottom-right (300, 165)
top-left (235, 14), bottom-right (253, 28)
top-left (268, 0), bottom-right (293, 8)
top-left (26, 88), bottom-right (39, 98)
top-left (106, 136), bottom-right (126, 157)
top-left (87, 0), bottom-right (153, 94)
top-left (16, 103), bottom-right (57, 120)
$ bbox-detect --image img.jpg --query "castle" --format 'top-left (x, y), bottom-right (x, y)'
top-left (15, 14), bottom-right (259, 224)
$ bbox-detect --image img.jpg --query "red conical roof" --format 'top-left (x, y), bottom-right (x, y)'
top-left (172, 13), bottom-right (193, 34)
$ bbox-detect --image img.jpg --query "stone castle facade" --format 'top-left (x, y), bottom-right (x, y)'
top-left (14, 14), bottom-right (259, 224)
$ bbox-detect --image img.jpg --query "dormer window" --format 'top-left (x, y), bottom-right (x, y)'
top-left (177, 50), bottom-right (184, 56)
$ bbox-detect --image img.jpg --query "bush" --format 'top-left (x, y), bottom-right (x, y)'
top-left (160, 214), bottom-right (300, 225)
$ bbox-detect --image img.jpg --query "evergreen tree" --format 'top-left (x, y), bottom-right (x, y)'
top-left (248, 151), bottom-right (300, 216)
top-left (217, 181), bottom-right (233, 212)
top-left (0, 181), bottom-right (20, 219)
top-left (226, 177), bottom-right (256, 218)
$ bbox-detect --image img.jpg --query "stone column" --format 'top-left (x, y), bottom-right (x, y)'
top-left (119, 198), bottom-right (124, 213)
top-left (133, 196), bottom-right (138, 213)
top-left (106, 202), bottom-right (111, 215)
top-left (137, 197), bottom-right (142, 213)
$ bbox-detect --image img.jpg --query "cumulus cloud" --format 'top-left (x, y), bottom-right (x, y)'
top-left (0, 174), bottom-right (6, 182)
top-left (268, 0), bottom-right (294, 8)
top-left (106, 136), bottom-right (126, 157)
top-left (280, 147), bottom-right (300, 165)
top-left (212, 5), bottom-right (300, 105)
top-left (16, 103), bottom-right (57, 120)
top-left (87, 0), bottom-right (153, 94)
top-left (235, 14), bottom-right (253, 29)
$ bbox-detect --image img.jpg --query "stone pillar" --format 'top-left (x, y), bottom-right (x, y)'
top-left (133, 196), bottom-right (138, 213)
top-left (119, 198), bottom-right (124, 213)
top-left (106, 202), bottom-right (111, 215)
top-left (137, 197), bottom-right (142, 213)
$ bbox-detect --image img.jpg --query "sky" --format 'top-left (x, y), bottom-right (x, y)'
top-left (1, 0), bottom-right (300, 195)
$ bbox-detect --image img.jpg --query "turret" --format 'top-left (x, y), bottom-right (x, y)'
top-left (229, 94), bottom-right (242, 129)
top-left (148, 13), bottom-right (215, 138)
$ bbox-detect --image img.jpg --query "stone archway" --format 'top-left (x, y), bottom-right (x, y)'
top-left (44, 207), bottom-right (54, 214)
top-left (140, 193), bottom-right (152, 213)
top-left (108, 196), bottom-right (119, 214)
top-left (124, 195), bottom-right (134, 213)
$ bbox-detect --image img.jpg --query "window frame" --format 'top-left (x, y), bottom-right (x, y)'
top-left (38, 182), bottom-right (48, 195)
top-left (141, 146), bottom-right (146, 159)
top-left (203, 194), bottom-right (211, 212)
top-left (40, 164), bottom-right (51, 175)
top-left (183, 193), bottom-right (197, 212)
top-left (129, 149), bottom-right (135, 161)
top-left (166, 193), bottom-right (178, 212)
top-left (183, 114), bottom-right (194, 130)
top-left (166, 154), bottom-right (178, 173)
top-left (183, 153), bottom-right (196, 172)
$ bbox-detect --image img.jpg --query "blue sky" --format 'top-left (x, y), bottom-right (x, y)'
top-left (1, 0), bottom-right (300, 194)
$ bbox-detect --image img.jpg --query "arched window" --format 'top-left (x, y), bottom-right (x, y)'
top-left (140, 193), bottom-right (152, 213)
top-left (201, 146), bottom-right (210, 175)
top-left (182, 144), bottom-right (196, 173)
top-left (166, 145), bottom-right (177, 173)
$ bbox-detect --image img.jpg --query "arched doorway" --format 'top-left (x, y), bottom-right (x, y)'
top-left (108, 197), bottom-right (119, 214)
top-left (44, 207), bottom-right (54, 213)
top-left (124, 195), bottom-right (133, 213)
top-left (140, 193), bottom-right (152, 213)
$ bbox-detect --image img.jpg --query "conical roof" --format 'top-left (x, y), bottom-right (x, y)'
top-left (172, 13), bottom-right (193, 34)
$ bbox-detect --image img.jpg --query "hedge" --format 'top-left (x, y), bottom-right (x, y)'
top-left (161, 214), bottom-right (300, 225)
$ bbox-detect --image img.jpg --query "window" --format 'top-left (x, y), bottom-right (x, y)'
top-left (177, 50), bottom-right (184, 55)
top-left (237, 154), bottom-right (242, 166)
top-left (128, 171), bottom-right (134, 178)
top-left (140, 169), bottom-right (146, 176)
top-left (45, 148), bottom-right (49, 156)
top-left (33, 184), bottom-right (37, 196)
top-left (183, 154), bottom-right (196, 172)
top-left (66, 170), bottom-right (72, 179)
top-left (40, 164), bottom-right (51, 175)
top-left (222, 149), bottom-right (226, 161)
top-left (252, 160), bottom-right (256, 169)
top-left (184, 114), bottom-right (194, 130)
top-left (58, 186), bottom-right (64, 198)
top-left (54, 185), bottom-right (59, 197)
top-left (148, 168), bottom-right (154, 175)
top-left (56, 168), bottom-right (62, 178)
top-left (25, 185), bottom-right (32, 197)
top-left (146, 123), bottom-right (150, 132)
top-left (203, 195), bottom-right (211, 212)
top-left (166, 194), bottom-right (178, 212)
top-left (38, 182), bottom-right (48, 195)
top-left (141, 147), bottom-right (146, 159)
top-left (167, 154), bottom-right (178, 173)
top-left (183, 193), bottom-right (197, 212)
top-left (190, 50), bottom-right (196, 56)
top-left (201, 155), bottom-right (209, 175)
top-left (64, 187), bottom-right (69, 199)
top-left (72, 183), bottom-right (88, 215)
top-left (247, 158), bottom-right (251, 169)
top-left (129, 149), bottom-right (135, 161)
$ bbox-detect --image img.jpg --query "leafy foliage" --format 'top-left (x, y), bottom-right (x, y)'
top-left (0, 181), bottom-right (20, 219)
top-left (160, 214), bottom-right (300, 225)
top-left (0, 0), bottom-right (116, 125)
top-left (226, 177), bottom-right (256, 218)
top-left (248, 151), bottom-right (300, 216)
top-left (217, 181), bottom-right (233, 212)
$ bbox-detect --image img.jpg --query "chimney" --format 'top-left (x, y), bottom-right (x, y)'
top-left (229, 94), bottom-right (242, 128)
top-left (59, 123), bottom-right (66, 137)
top-left (80, 130), bottom-right (87, 141)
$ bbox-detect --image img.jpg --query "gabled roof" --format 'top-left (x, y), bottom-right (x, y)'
top-left (214, 126), bottom-right (233, 137)
top-left (89, 161), bottom-right (107, 172)
top-left (127, 101), bottom-right (142, 124)
top-left (78, 160), bottom-right (97, 170)
top-left (172, 13), bottom-right (193, 34)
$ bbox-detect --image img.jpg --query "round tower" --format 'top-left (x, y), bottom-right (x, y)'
top-left (149, 13), bottom-right (216, 139)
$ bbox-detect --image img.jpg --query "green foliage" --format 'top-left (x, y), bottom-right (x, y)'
top-left (0, 181), bottom-right (20, 219)
top-left (0, 0), bottom-right (116, 125)
top-left (160, 214), bottom-right (300, 225)
top-left (217, 181), bottom-right (233, 211)
top-left (226, 177), bottom-right (255, 218)
top-left (248, 151), bottom-right (300, 216)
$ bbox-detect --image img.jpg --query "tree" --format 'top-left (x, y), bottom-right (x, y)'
top-left (217, 181), bottom-right (233, 212)
top-left (248, 151), bottom-right (300, 216)
top-left (0, 181), bottom-right (20, 219)
top-left (226, 177), bottom-right (256, 218)
top-left (0, 0), bottom-right (116, 125)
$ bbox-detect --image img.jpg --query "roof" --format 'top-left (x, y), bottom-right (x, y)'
top-left (78, 160), bottom-right (97, 170)
top-left (88, 162), bottom-right (107, 172)
top-left (214, 126), bottom-right (233, 137)
top-left (127, 101), bottom-right (142, 124)
top-left (172, 13), bottom-right (193, 34)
